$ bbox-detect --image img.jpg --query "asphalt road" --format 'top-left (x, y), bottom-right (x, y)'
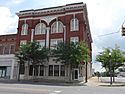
top-left (0, 82), bottom-right (125, 94)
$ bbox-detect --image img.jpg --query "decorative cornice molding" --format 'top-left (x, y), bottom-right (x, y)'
top-left (16, 3), bottom-right (85, 17)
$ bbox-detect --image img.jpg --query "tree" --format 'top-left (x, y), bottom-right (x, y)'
top-left (96, 46), bottom-right (125, 83)
top-left (16, 41), bottom-right (49, 80)
top-left (52, 42), bottom-right (90, 81)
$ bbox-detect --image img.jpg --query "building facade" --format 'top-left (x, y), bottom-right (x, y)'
top-left (0, 34), bottom-right (18, 79)
top-left (0, 2), bottom-right (92, 82)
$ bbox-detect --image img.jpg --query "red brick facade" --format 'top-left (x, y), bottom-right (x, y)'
top-left (0, 2), bottom-right (92, 80)
top-left (0, 2), bottom-right (92, 58)
top-left (16, 2), bottom-right (92, 56)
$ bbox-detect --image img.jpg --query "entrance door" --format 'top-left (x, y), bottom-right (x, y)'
top-left (74, 69), bottom-right (79, 80)
top-left (0, 67), bottom-right (6, 78)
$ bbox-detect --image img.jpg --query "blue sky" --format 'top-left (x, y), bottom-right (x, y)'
top-left (1, 0), bottom-right (125, 72)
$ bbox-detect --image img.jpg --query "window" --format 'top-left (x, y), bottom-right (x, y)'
top-left (70, 37), bottom-right (79, 43)
top-left (21, 24), bottom-right (28, 35)
top-left (70, 18), bottom-right (79, 31)
top-left (20, 63), bottom-right (25, 74)
top-left (20, 40), bottom-right (27, 45)
top-left (49, 65), bottom-right (53, 76)
top-left (4, 44), bottom-right (9, 54)
top-left (10, 44), bottom-right (15, 54)
top-left (34, 65), bottom-right (39, 76)
top-left (54, 65), bottom-right (59, 76)
top-left (29, 65), bottom-right (33, 76)
top-left (37, 40), bottom-right (45, 48)
top-left (35, 23), bottom-right (46, 35)
top-left (0, 45), bottom-right (3, 54)
top-left (40, 65), bottom-right (44, 76)
top-left (51, 21), bottom-right (64, 33)
top-left (60, 65), bottom-right (65, 76)
top-left (50, 38), bottom-right (63, 49)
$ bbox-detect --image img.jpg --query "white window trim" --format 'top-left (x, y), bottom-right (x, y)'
top-left (70, 18), bottom-right (79, 31)
top-left (70, 36), bottom-right (79, 43)
top-left (51, 21), bottom-right (64, 33)
top-left (35, 23), bottom-right (46, 35)
top-left (37, 40), bottom-right (45, 48)
top-left (50, 38), bottom-right (63, 49)
top-left (20, 40), bottom-right (27, 45)
top-left (21, 24), bottom-right (28, 35)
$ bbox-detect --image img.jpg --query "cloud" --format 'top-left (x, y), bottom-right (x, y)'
top-left (0, 7), bottom-right (18, 35)
top-left (10, 0), bottom-right (24, 4)
top-left (92, 62), bottom-right (105, 72)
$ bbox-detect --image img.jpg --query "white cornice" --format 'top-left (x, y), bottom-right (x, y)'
top-left (16, 3), bottom-right (85, 17)
top-left (18, 11), bottom-right (83, 21)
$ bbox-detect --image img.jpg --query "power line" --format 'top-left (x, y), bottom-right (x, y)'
top-left (97, 31), bottom-right (119, 37)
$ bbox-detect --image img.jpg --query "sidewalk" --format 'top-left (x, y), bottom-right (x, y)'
top-left (85, 77), bottom-right (100, 86)
top-left (85, 77), bottom-right (125, 87)
top-left (0, 78), bottom-right (85, 86)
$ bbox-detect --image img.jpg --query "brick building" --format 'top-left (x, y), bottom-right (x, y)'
top-left (0, 2), bottom-right (92, 82)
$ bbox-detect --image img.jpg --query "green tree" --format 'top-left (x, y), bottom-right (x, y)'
top-left (52, 42), bottom-right (90, 81)
top-left (16, 41), bottom-right (49, 80)
top-left (96, 46), bottom-right (125, 82)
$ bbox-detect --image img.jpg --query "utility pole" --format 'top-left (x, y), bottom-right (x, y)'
top-left (85, 61), bottom-right (88, 83)
top-left (109, 52), bottom-right (112, 86)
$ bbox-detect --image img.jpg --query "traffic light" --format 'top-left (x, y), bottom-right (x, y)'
top-left (121, 25), bottom-right (125, 36)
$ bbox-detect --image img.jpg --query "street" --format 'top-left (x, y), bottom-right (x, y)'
top-left (0, 81), bottom-right (125, 94)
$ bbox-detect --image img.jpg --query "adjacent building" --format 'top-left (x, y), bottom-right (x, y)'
top-left (0, 2), bottom-right (92, 82)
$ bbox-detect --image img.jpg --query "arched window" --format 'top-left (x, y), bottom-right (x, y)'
top-left (21, 24), bottom-right (28, 35)
top-left (70, 18), bottom-right (79, 31)
top-left (35, 23), bottom-right (46, 35)
top-left (51, 21), bottom-right (64, 33)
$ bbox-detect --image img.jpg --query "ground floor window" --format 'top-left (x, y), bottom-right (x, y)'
top-left (0, 66), bottom-right (7, 78)
top-left (49, 65), bottom-right (53, 76)
top-left (20, 63), bottom-right (25, 74)
top-left (28, 64), bottom-right (65, 77)
top-left (54, 65), bottom-right (59, 76)
top-left (29, 65), bottom-right (44, 76)
top-left (34, 65), bottom-right (39, 76)
top-left (49, 65), bottom-right (65, 77)
top-left (29, 65), bottom-right (33, 76)
top-left (40, 65), bottom-right (44, 76)
top-left (60, 65), bottom-right (65, 76)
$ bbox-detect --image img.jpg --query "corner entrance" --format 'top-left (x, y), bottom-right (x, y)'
top-left (74, 69), bottom-right (79, 80)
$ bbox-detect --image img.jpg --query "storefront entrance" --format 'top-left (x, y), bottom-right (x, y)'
top-left (0, 67), bottom-right (6, 78)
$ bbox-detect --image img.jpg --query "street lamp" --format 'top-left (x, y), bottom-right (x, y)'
top-left (109, 52), bottom-right (112, 86)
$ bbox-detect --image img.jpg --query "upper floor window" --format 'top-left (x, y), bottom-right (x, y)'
top-left (37, 40), bottom-right (45, 48)
top-left (70, 18), bottom-right (79, 31)
top-left (0, 44), bottom-right (3, 55)
top-left (4, 44), bottom-right (10, 54)
top-left (50, 38), bottom-right (63, 49)
top-left (35, 23), bottom-right (46, 35)
top-left (51, 21), bottom-right (64, 33)
top-left (20, 40), bottom-right (27, 46)
top-left (21, 24), bottom-right (28, 35)
top-left (70, 37), bottom-right (79, 43)
top-left (10, 44), bottom-right (15, 54)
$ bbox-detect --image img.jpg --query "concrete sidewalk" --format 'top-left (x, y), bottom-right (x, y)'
top-left (85, 77), bottom-right (100, 86)
top-left (85, 77), bottom-right (125, 87)
top-left (0, 78), bottom-right (85, 86)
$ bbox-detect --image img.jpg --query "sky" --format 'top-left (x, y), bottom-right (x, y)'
top-left (0, 0), bottom-right (125, 72)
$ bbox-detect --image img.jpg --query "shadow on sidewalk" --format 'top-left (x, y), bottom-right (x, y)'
top-left (0, 79), bottom-right (86, 86)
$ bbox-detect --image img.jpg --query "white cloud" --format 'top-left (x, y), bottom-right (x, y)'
top-left (92, 62), bottom-right (105, 72)
top-left (0, 7), bottom-right (18, 35)
top-left (10, 0), bottom-right (24, 4)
